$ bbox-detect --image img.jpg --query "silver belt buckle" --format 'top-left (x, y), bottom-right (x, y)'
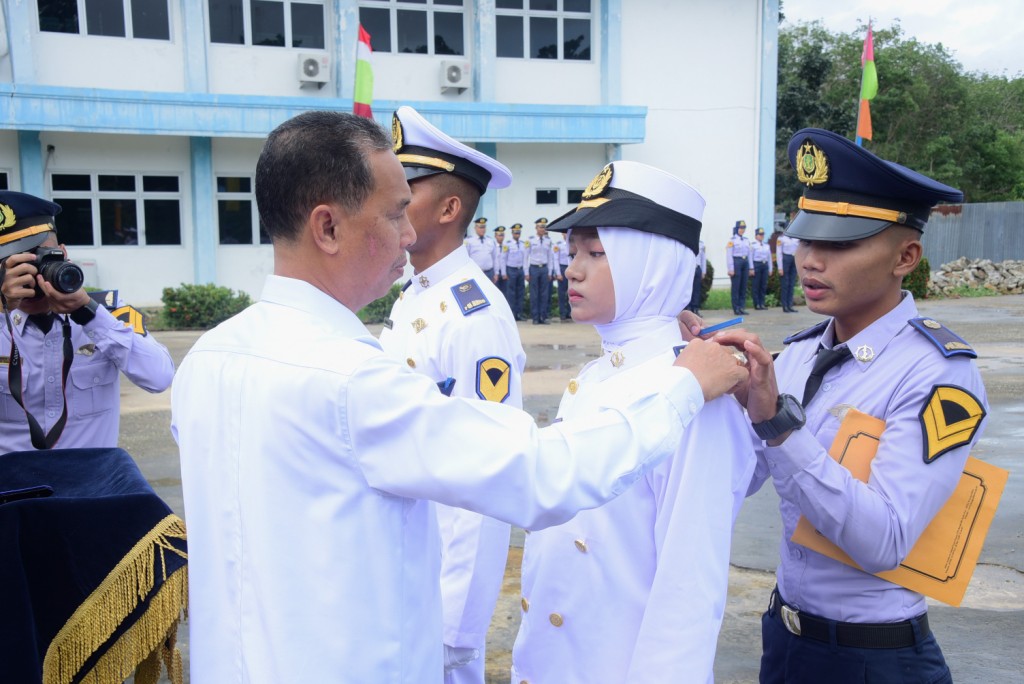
top-left (781, 604), bottom-right (802, 636)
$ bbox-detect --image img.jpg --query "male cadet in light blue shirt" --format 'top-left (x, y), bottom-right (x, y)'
top-left (493, 225), bottom-right (507, 298)
top-left (750, 227), bottom-right (774, 310)
top-left (526, 218), bottom-right (555, 324)
top-left (464, 217), bottom-right (499, 283)
top-left (719, 128), bottom-right (987, 684)
top-left (503, 223), bottom-right (528, 320)
top-left (552, 231), bottom-right (571, 320)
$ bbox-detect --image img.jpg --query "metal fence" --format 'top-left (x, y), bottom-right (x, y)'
top-left (924, 202), bottom-right (1024, 267)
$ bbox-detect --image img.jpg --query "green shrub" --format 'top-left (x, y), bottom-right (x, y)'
top-left (904, 256), bottom-right (931, 300)
top-left (358, 283), bottom-right (404, 324)
top-left (700, 261), bottom-right (715, 308)
top-left (161, 283), bottom-right (252, 329)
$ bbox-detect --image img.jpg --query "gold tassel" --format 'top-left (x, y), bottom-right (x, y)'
top-left (43, 515), bottom-right (188, 684)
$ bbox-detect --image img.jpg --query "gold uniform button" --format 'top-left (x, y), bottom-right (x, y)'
top-left (521, 597), bottom-right (529, 612)
top-left (549, 613), bottom-right (564, 627)
top-left (574, 539), bottom-right (588, 553)
top-left (568, 379), bottom-right (578, 395)
top-left (407, 358), bottom-right (416, 368)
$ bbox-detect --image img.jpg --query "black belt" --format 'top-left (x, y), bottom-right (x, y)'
top-left (769, 588), bottom-right (929, 649)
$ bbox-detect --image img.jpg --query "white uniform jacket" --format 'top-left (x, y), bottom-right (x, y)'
top-left (513, 323), bottom-right (756, 683)
top-left (379, 248), bottom-right (523, 652)
top-left (171, 275), bottom-right (707, 684)
top-left (0, 303), bottom-right (174, 451)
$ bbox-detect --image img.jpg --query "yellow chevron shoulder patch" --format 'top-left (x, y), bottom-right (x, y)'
top-left (476, 356), bottom-right (511, 403)
top-left (112, 305), bottom-right (148, 336)
top-left (919, 384), bottom-right (986, 463)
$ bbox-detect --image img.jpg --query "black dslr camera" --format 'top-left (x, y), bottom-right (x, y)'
top-left (31, 247), bottom-right (85, 295)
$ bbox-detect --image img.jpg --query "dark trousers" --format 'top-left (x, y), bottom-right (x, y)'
top-left (494, 273), bottom-right (506, 299)
top-left (685, 268), bottom-right (703, 313)
top-left (731, 257), bottom-right (749, 312)
top-left (752, 261), bottom-right (769, 308)
top-left (557, 263), bottom-right (570, 318)
top-left (482, 268), bottom-right (494, 281)
top-left (529, 264), bottom-right (550, 322)
top-left (506, 267), bottom-right (525, 318)
top-left (780, 254), bottom-right (796, 309)
top-left (761, 595), bottom-right (951, 684)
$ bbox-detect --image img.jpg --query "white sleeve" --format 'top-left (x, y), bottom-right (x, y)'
top-left (348, 357), bottom-right (705, 530)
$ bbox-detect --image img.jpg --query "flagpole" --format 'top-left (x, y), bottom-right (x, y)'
top-left (854, 19), bottom-right (870, 147)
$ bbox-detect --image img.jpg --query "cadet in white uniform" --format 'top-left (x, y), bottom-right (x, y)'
top-left (171, 111), bottom-right (750, 684)
top-left (380, 105), bottom-right (522, 684)
top-left (512, 161), bottom-right (756, 683)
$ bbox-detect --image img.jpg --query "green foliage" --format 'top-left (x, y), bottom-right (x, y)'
top-left (358, 283), bottom-right (403, 324)
top-left (703, 288), bottom-right (734, 311)
top-left (776, 21), bottom-right (1024, 211)
top-left (903, 256), bottom-right (931, 299)
top-left (161, 283), bottom-right (252, 329)
top-left (939, 285), bottom-right (1000, 298)
top-left (700, 261), bottom-right (715, 307)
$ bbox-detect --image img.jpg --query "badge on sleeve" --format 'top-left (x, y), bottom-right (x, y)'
top-left (450, 279), bottom-right (490, 316)
top-left (476, 356), bottom-right (511, 403)
top-left (919, 384), bottom-right (986, 464)
top-left (112, 305), bottom-right (148, 336)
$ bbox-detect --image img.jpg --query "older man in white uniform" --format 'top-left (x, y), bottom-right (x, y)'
top-left (171, 111), bottom-right (747, 684)
top-left (380, 106), bottom-right (521, 684)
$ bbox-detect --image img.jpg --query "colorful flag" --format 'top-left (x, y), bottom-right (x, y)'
top-left (856, 24), bottom-right (877, 144)
top-left (353, 25), bottom-right (374, 118)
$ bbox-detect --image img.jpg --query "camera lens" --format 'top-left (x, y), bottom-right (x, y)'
top-left (40, 261), bottom-right (85, 294)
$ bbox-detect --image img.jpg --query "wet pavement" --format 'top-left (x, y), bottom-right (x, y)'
top-left (121, 295), bottom-right (1024, 683)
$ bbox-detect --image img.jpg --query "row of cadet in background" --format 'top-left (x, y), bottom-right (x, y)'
top-left (724, 220), bottom-right (801, 315)
top-left (463, 216), bottom-right (570, 324)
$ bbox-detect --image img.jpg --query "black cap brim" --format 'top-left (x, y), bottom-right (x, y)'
top-left (785, 211), bottom-right (892, 242)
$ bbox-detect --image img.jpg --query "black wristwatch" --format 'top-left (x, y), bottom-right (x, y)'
top-left (751, 393), bottom-right (806, 441)
top-left (69, 298), bottom-right (99, 325)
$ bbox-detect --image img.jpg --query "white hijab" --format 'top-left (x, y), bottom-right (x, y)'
top-left (584, 226), bottom-right (697, 349)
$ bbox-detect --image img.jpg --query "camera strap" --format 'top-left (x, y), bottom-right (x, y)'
top-left (3, 308), bottom-right (74, 449)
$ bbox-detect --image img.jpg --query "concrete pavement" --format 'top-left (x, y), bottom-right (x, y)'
top-left (122, 295), bottom-right (1024, 682)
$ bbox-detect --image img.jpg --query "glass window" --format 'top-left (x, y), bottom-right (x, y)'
top-left (40, 1), bottom-right (171, 40)
top-left (496, 0), bottom-right (592, 61)
top-left (209, 0), bottom-right (324, 48)
top-left (291, 2), bottom-right (324, 48)
top-left (252, 0), bottom-right (285, 46)
top-left (39, 0), bottom-right (80, 33)
top-left (50, 172), bottom-right (182, 246)
top-left (567, 188), bottom-right (584, 204)
top-left (216, 176), bottom-right (260, 245)
top-left (55, 199), bottom-right (95, 246)
top-left (0, 173), bottom-right (8, 190)
top-left (133, 0), bottom-right (170, 40)
top-left (358, 1), bottom-right (463, 56)
top-left (210, 0), bottom-right (245, 43)
top-left (536, 189), bottom-right (558, 204)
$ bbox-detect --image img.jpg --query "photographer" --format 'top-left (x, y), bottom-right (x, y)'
top-left (0, 190), bottom-right (174, 452)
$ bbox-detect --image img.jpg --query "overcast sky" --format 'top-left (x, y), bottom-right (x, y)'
top-left (781, 0), bottom-right (1024, 76)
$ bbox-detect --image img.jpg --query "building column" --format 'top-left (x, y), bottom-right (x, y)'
top-left (17, 131), bottom-right (45, 197)
top-left (757, 0), bottom-right (780, 233)
top-left (190, 137), bottom-right (216, 284)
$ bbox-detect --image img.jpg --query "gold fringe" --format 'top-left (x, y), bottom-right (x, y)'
top-left (43, 514), bottom-right (188, 684)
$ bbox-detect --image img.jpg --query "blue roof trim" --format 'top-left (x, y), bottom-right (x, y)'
top-left (0, 84), bottom-right (646, 143)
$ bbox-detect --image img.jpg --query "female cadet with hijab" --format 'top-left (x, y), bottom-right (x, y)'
top-left (511, 161), bottom-right (757, 683)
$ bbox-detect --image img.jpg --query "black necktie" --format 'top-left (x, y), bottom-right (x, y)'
top-left (479, 236), bottom-right (484, 243)
top-left (29, 313), bottom-right (56, 335)
top-left (802, 345), bottom-right (852, 407)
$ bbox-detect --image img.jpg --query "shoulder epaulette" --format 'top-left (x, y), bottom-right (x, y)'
top-left (908, 317), bottom-right (977, 358)
top-left (783, 319), bottom-right (829, 345)
top-left (112, 305), bottom-right (148, 336)
top-left (450, 279), bottom-right (490, 316)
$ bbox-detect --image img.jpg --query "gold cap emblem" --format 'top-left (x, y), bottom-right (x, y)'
top-left (0, 203), bottom-right (16, 231)
top-left (391, 113), bottom-right (404, 153)
top-left (796, 140), bottom-right (829, 187)
top-left (582, 164), bottom-right (613, 200)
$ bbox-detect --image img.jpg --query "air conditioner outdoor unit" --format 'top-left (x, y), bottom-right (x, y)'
top-left (299, 53), bottom-right (330, 88)
top-left (440, 60), bottom-right (471, 93)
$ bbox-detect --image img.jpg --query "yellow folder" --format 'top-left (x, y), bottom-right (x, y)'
top-left (791, 408), bottom-right (1008, 606)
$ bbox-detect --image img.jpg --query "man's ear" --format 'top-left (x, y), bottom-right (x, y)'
top-left (893, 235), bottom-right (923, 278)
top-left (309, 204), bottom-right (341, 255)
top-left (438, 194), bottom-right (462, 226)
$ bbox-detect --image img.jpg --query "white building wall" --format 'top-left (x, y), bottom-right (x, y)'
top-left (0, 131), bottom-right (18, 185)
top-left (620, 0), bottom-right (761, 280)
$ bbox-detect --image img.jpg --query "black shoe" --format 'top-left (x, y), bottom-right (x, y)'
top-left (739, 309), bottom-right (749, 315)
top-left (784, 308), bottom-right (797, 313)
top-left (539, 320), bottom-right (550, 325)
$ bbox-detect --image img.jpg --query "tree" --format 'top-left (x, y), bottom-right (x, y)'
top-left (776, 21), bottom-right (1024, 211)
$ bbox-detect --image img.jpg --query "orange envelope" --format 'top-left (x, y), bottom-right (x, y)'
top-left (791, 408), bottom-right (1008, 606)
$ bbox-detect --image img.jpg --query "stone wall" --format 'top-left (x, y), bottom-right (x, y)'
top-left (928, 258), bottom-right (1024, 297)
